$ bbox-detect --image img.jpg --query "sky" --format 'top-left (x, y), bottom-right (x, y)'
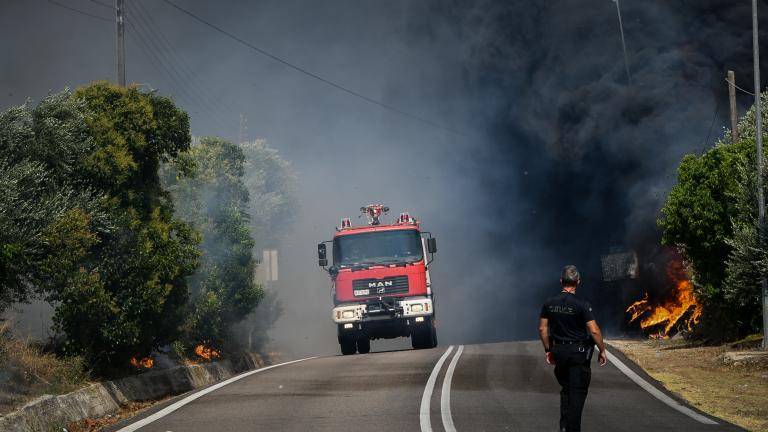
top-left (3, 0), bottom-right (768, 357)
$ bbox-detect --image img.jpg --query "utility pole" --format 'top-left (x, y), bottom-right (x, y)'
top-left (116, 0), bottom-right (126, 86)
top-left (612, 0), bottom-right (632, 86)
top-left (239, 113), bottom-right (248, 144)
top-left (728, 70), bottom-right (739, 143)
top-left (752, 0), bottom-right (768, 350)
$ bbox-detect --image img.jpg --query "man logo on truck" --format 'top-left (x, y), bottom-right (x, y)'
top-left (369, 281), bottom-right (393, 289)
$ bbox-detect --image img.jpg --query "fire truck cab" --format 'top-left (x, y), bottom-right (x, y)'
top-left (318, 205), bottom-right (438, 355)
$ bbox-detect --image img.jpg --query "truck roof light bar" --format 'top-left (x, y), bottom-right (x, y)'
top-left (340, 218), bottom-right (352, 229)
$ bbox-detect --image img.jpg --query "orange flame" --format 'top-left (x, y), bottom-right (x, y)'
top-left (194, 343), bottom-right (221, 361)
top-left (130, 356), bottom-right (154, 369)
top-left (626, 261), bottom-right (703, 338)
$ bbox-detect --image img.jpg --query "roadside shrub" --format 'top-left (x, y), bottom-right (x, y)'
top-left (0, 322), bottom-right (88, 413)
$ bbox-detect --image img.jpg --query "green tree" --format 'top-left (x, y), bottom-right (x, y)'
top-left (660, 91), bottom-right (768, 337)
top-left (165, 137), bottom-right (262, 351)
top-left (0, 92), bottom-right (105, 313)
top-left (1, 83), bottom-right (200, 369)
top-left (659, 141), bottom-right (749, 300)
top-left (723, 160), bottom-right (765, 332)
top-left (56, 82), bottom-right (200, 367)
top-left (721, 93), bottom-right (768, 334)
top-left (240, 140), bottom-right (299, 250)
top-left (239, 140), bottom-right (298, 350)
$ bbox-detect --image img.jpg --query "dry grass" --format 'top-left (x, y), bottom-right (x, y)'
top-left (64, 398), bottom-right (170, 432)
top-left (0, 321), bottom-right (90, 415)
top-left (609, 338), bottom-right (768, 432)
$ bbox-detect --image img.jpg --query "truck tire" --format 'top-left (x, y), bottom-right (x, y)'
top-left (357, 337), bottom-right (371, 354)
top-left (411, 332), bottom-right (424, 349)
top-left (340, 336), bottom-right (357, 355)
top-left (411, 328), bottom-right (431, 349)
top-left (412, 319), bottom-right (437, 349)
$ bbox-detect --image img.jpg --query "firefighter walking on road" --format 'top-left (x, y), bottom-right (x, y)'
top-left (539, 265), bottom-right (608, 432)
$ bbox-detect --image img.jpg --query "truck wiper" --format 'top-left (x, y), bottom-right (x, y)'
top-left (378, 259), bottom-right (414, 266)
top-left (350, 261), bottom-right (380, 271)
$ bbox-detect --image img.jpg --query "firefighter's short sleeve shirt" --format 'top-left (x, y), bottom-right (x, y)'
top-left (540, 291), bottom-right (595, 342)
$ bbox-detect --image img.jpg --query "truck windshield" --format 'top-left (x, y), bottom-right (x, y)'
top-left (334, 230), bottom-right (423, 267)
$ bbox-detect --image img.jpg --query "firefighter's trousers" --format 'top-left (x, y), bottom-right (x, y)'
top-left (552, 343), bottom-right (593, 432)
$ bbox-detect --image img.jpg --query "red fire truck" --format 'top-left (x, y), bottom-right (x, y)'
top-left (318, 204), bottom-right (438, 355)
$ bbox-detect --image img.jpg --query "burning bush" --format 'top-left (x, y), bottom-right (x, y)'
top-left (193, 343), bottom-right (221, 361)
top-left (129, 356), bottom-right (154, 369)
top-left (626, 260), bottom-right (703, 338)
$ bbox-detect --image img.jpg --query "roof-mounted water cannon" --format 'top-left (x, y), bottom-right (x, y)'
top-left (360, 204), bottom-right (389, 225)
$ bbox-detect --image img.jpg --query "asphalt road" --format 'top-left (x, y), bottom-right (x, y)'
top-left (112, 341), bottom-right (743, 432)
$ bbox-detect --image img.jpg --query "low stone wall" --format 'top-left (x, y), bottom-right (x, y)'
top-left (0, 353), bottom-right (266, 432)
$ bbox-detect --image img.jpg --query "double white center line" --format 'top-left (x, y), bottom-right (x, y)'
top-left (420, 345), bottom-right (465, 432)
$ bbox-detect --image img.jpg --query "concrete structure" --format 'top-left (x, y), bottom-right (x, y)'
top-left (0, 353), bottom-right (265, 432)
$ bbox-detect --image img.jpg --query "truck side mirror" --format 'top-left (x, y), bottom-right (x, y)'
top-left (427, 238), bottom-right (437, 254)
top-left (318, 243), bottom-right (328, 267)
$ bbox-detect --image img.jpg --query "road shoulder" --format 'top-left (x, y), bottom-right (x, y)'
top-left (608, 339), bottom-right (765, 431)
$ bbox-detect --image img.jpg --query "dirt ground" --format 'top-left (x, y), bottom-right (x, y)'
top-left (608, 338), bottom-right (768, 432)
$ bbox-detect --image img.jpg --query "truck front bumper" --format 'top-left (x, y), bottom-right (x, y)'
top-left (332, 297), bottom-right (433, 324)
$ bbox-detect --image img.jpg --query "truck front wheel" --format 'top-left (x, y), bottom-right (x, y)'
top-left (411, 320), bottom-right (437, 349)
top-left (340, 336), bottom-right (357, 355)
top-left (357, 337), bottom-right (371, 354)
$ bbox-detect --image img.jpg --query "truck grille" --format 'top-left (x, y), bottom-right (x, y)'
top-left (352, 276), bottom-right (409, 297)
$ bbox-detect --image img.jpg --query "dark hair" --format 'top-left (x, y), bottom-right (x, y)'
top-left (561, 265), bottom-right (580, 287)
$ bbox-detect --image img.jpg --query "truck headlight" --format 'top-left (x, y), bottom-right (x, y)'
top-left (341, 310), bottom-right (355, 319)
top-left (410, 304), bottom-right (424, 313)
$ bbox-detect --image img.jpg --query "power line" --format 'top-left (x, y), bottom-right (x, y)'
top-left (126, 9), bottom-right (232, 131)
top-left (612, 0), bottom-right (632, 86)
top-left (126, 21), bottom-right (196, 103)
top-left (46, 0), bottom-right (112, 22)
top-left (132, 0), bottom-right (238, 125)
top-left (724, 77), bottom-right (756, 96)
top-left (85, 0), bottom-right (114, 10)
top-left (701, 96), bottom-right (721, 152)
top-left (43, 0), bottom-right (235, 132)
top-left (128, 12), bottom-right (202, 104)
top-left (160, 0), bottom-right (471, 137)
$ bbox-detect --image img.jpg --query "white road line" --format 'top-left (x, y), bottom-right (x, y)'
top-left (420, 345), bottom-right (454, 432)
top-left (116, 357), bottom-right (316, 432)
top-left (606, 351), bottom-right (718, 425)
top-left (440, 345), bottom-right (464, 432)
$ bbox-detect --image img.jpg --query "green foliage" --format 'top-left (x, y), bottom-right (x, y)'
top-left (0, 83), bottom-right (200, 368)
top-left (0, 82), bottom-right (300, 367)
top-left (53, 82), bottom-right (200, 366)
top-left (74, 82), bottom-right (190, 212)
top-left (659, 140), bottom-right (751, 301)
top-left (238, 140), bottom-right (298, 350)
top-left (660, 91), bottom-right (768, 337)
top-left (165, 137), bottom-right (262, 349)
top-left (0, 92), bottom-right (105, 313)
top-left (240, 140), bottom-right (299, 249)
top-left (722, 153), bottom-right (766, 332)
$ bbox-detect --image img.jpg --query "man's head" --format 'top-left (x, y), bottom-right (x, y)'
top-left (560, 265), bottom-right (580, 292)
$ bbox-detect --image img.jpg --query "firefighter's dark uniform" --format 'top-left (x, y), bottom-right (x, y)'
top-left (540, 291), bottom-right (595, 432)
